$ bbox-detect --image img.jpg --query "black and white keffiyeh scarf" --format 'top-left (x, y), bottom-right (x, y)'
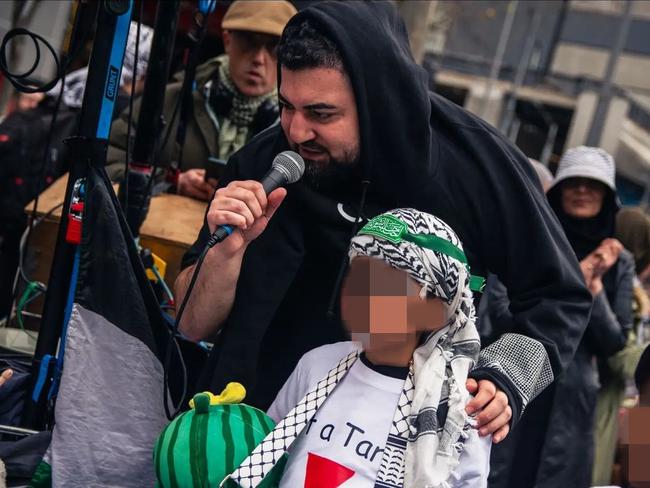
top-left (208, 55), bottom-right (277, 159)
top-left (224, 209), bottom-right (480, 488)
top-left (213, 55), bottom-right (276, 128)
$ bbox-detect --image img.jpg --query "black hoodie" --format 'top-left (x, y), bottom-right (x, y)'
top-left (182, 2), bottom-right (592, 420)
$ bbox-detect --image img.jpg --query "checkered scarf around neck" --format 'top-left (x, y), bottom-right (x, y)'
top-left (223, 209), bottom-right (479, 488)
top-left (211, 54), bottom-right (276, 159)
top-left (348, 208), bottom-right (480, 488)
top-left (215, 55), bottom-right (276, 127)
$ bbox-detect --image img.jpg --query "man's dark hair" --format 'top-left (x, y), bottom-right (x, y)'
top-left (277, 19), bottom-right (344, 71)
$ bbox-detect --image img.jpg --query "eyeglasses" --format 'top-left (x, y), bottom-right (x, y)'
top-left (230, 30), bottom-right (280, 58)
top-left (562, 177), bottom-right (606, 192)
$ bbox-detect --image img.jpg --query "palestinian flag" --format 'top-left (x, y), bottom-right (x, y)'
top-left (31, 166), bottom-right (201, 487)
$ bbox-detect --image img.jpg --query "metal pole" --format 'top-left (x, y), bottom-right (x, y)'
top-left (130, 1), bottom-right (180, 166)
top-left (118, 0), bottom-right (181, 238)
top-left (543, 0), bottom-right (569, 78)
top-left (540, 122), bottom-right (558, 166)
top-left (500, 5), bottom-right (543, 135)
top-left (585, 0), bottom-right (632, 146)
top-left (23, 0), bottom-right (133, 430)
top-left (480, 0), bottom-right (518, 119)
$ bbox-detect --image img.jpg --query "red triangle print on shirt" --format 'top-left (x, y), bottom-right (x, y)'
top-left (304, 452), bottom-right (355, 487)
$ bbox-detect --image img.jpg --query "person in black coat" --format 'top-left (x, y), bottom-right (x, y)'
top-left (487, 146), bottom-right (634, 488)
top-left (175, 2), bottom-right (592, 448)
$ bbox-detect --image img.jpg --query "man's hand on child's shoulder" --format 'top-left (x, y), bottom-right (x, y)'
top-left (465, 378), bottom-right (512, 444)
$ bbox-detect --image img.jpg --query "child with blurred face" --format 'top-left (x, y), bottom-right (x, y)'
top-left (256, 209), bottom-right (491, 488)
top-left (341, 255), bottom-right (448, 367)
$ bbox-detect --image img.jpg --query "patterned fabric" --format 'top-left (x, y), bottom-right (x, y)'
top-left (211, 55), bottom-right (277, 159)
top-left (226, 209), bottom-right (480, 487)
top-left (374, 371), bottom-right (415, 488)
top-left (223, 352), bottom-right (359, 487)
top-left (57, 68), bottom-right (88, 109)
top-left (215, 56), bottom-right (275, 128)
top-left (350, 209), bottom-right (468, 303)
top-left (476, 333), bottom-right (553, 411)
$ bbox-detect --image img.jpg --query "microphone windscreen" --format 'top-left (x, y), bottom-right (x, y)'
top-left (272, 151), bottom-right (305, 185)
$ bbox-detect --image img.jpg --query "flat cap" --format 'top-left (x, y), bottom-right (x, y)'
top-left (222, 0), bottom-right (297, 37)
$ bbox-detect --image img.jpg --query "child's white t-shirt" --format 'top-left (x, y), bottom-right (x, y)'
top-left (267, 341), bottom-right (491, 488)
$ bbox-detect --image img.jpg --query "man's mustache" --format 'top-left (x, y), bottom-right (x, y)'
top-left (299, 141), bottom-right (327, 152)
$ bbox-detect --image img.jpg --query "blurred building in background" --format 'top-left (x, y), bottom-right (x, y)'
top-left (2, 1), bottom-right (650, 203)
top-left (415, 0), bottom-right (650, 205)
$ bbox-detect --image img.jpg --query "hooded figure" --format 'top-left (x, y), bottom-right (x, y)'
top-left (178, 1), bottom-right (591, 437)
top-left (226, 209), bottom-right (488, 488)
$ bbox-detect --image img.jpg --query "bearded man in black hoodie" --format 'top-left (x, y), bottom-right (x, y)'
top-left (175, 1), bottom-right (592, 447)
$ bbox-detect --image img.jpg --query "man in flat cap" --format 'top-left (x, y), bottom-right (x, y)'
top-left (106, 0), bottom-right (297, 201)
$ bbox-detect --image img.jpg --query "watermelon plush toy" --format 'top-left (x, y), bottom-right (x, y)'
top-left (154, 383), bottom-right (284, 487)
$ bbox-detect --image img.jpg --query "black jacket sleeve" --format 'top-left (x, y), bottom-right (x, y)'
top-left (584, 293), bottom-right (626, 357)
top-left (431, 120), bottom-right (593, 425)
top-left (583, 251), bottom-right (634, 357)
top-left (610, 250), bottom-right (635, 336)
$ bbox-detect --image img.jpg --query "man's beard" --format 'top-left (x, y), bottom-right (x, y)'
top-left (295, 143), bottom-right (361, 194)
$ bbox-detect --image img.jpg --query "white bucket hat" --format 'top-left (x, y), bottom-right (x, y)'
top-left (548, 146), bottom-right (616, 192)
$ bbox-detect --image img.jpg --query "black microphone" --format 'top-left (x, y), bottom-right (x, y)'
top-left (206, 151), bottom-right (305, 247)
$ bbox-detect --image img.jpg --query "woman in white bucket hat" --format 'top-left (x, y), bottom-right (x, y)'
top-left (488, 146), bottom-right (635, 488)
top-left (548, 146), bottom-right (618, 230)
top-left (535, 147), bottom-right (633, 487)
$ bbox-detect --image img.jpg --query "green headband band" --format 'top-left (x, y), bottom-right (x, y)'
top-left (358, 214), bottom-right (486, 293)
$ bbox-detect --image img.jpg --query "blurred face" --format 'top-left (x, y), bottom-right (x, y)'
top-left (279, 66), bottom-right (360, 181)
top-left (561, 177), bottom-right (607, 219)
top-left (341, 256), bottom-right (448, 346)
top-left (223, 30), bottom-right (278, 97)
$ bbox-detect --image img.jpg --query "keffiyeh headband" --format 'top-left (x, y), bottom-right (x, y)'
top-left (350, 209), bottom-right (485, 296)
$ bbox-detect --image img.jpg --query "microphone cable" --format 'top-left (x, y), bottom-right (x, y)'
top-left (163, 240), bottom-right (211, 420)
top-left (162, 151), bottom-right (304, 418)
top-left (122, 1), bottom-right (214, 419)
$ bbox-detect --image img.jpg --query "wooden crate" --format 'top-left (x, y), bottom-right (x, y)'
top-left (22, 174), bottom-right (207, 323)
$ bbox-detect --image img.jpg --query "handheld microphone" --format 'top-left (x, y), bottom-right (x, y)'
top-left (207, 151), bottom-right (305, 247)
